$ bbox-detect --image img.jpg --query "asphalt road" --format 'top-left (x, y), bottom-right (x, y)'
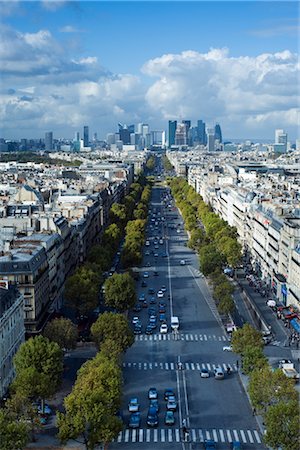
top-left (110, 184), bottom-right (265, 450)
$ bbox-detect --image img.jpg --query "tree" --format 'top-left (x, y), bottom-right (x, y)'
top-left (5, 392), bottom-right (39, 443)
top-left (199, 243), bottom-right (224, 275)
top-left (146, 156), bottom-right (155, 170)
top-left (43, 317), bottom-right (78, 350)
top-left (213, 281), bottom-right (234, 303)
top-left (217, 294), bottom-right (235, 315)
top-left (13, 336), bottom-right (63, 408)
top-left (57, 353), bottom-right (123, 450)
top-left (248, 366), bottom-right (298, 414)
top-left (0, 409), bottom-right (30, 450)
top-left (264, 400), bottom-right (300, 450)
top-left (87, 245), bottom-right (112, 271)
top-left (109, 203), bottom-right (127, 224)
top-left (91, 312), bottom-right (134, 352)
top-left (102, 223), bottom-right (122, 249)
top-left (104, 272), bottom-right (136, 311)
top-left (64, 264), bottom-right (101, 314)
top-left (231, 323), bottom-right (264, 355)
top-left (188, 228), bottom-right (205, 250)
top-left (241, 347), bottom-right (268, 375)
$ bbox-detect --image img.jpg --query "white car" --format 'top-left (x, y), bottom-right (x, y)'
top-left (214, 368), bottom-right (225, 379)
top-left (223, 345), bottom-right (233, 352)
top-left (143, 272), bottom-right (149, 278)
top-left (132, 317), bottom-right (140, 325)
top-left (160, 323), bottom-right (168, 334)
top-left (180, 260), bottom-right (186, 266)
top-left (161, 285), bottom-right (167, 292)
top-left (128, 398), bottom-right (139, 412)
top-left (157, 290), bottom-right (164, 298)
top-left (200, 368), bottom-right (210, 378)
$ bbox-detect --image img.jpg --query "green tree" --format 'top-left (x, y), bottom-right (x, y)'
top-left (91, 312), bottom-right (134, 352)
top-left (102, 223), bottom-right (122, 249)
top-left (104, 272), bottom-right (136, 311)
top-left (5, 392), bottom-right (39, 443)
top-left (213, 281), bottom-right (234, 303)
top-left (64, 264), bottom-right (101, 314)
top-left (0, 409), bottom-right (30, 450)
top-left (231, 323), bottom-right (264, 355)
top-left (188, 228), bottom-right (205, 250)
top-left (87, 245), bottom-right (112, 271)
top-left (146, 156), bottom-right (155, 170)
top-left (264, 400), bottom-right (300, 450)
top-left (241, 347), bottom-right (268, 375)
top-left (217, 294), bottom-right (235, 315)
top-left (199, 243), bottom-right (224, 275)
top-left (57, 353), bottom-right (123, 450)
top-left (13, 336), bottom-right (63, 408)
top-left (43, 317), bottom-right (78, 350)
top-left (109, 203), bottom-right (127, 224)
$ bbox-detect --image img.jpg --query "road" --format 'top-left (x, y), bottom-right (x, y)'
top-left (110, 184), bottom-right (265, 449)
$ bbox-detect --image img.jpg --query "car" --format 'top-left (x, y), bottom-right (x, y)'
top-left (154, 271), bottom-right (159, 276)
top-left (278, 359), bottom-right (292, 368)
top-left (149, 399), bottom-right (159, 412)
top-left (142, 300), bottom-right (148, 308)
top-left (143, 272), bottom-right (149, 278)
top-left (159, 305), bottom-right (166, 313)
top-left (214, 367), bottom-right (225, 379)
top-left (146, 262), bottom-right (151, 267)
top-left (223, 345), bottom-right (233, 352)
top-left (161, 285), bottom-right (167, 292)
top-left (148, 387), bottom-right (158, 399)
top-left (164, 388), bottom-right (175, 400)
top-left (148, 288), bottom-right (155, 295)
top-left (128, 398), bottom-right (139, 413)
top-left (200, 368), bottom-right (210, 378)
top-left (157, 290), bottom-right (164, 298)
top-left (231, 442), bottom-right (242, 449)
top-left (139, 293), bottom-right (145, 301)
top-left (160, 323), bottom-right (168, 334)
top-left (146, 325), bottom-right (153, 334)
top-left (132, 316), bottom-right (140, 325)
top-left (134, 325), bottom-right (142, 334)
top-left (161, 252), bottom-right (168, 258)
top-left (159, 313), bottom-right (167, 322)
top-left (145, 241), bottom-right (150, 246)
top-left (145, 250), bottom-right (150, 256)
top-left (204, 439), bottom-right (216, 449)
top-left (164, 410), bottom-right (175, 425)
top-left (129, 412), bottom-right (141, 429)
top-left (147, 406), bottom-right (158, 427)
top-left (180, 260), bottom-right (186, 265)
top-left (166, 395), bottom-right (177, 411)
top-left (154, 253), bottom-right (159, 257)
top-left (148, 306), bottom-right (157, 315)
top-left (133, 303), bottom-right (142, 312)
top-left (149, 297), bottom-right (156, 304)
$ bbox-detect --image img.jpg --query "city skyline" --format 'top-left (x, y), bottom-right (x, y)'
top-left (0, 1), bottom-right (299, 140)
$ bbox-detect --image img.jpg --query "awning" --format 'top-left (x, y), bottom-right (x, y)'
top-left (290, 318), bottom-right (300, 333)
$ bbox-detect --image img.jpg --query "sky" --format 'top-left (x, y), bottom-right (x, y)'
top-left (0, 0), bottom-right (299, 141)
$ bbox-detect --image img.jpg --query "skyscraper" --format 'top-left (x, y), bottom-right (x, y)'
top-left (275, 129), bottom-right (287, 152)
top-left (206, 128), bottom-right (215, 152)
top-left (45, 132), bottom-right (53, 151)
top-left (168, 120), bottom-right (177, 147)
top-left (118, 123), bottom-right (135, 144)
top-left (83, 126), bottom-right (89, 147)
top-left (175, 123), bottom-right (187, 146)
top-left (182, 120), bottom-right (191, 133)
top-left (214, 123), bottom-right (222, 143)
top-left (197, 120), bottom-right (206, 145)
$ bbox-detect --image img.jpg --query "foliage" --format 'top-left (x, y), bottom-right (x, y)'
top-left (162, 155), bottom-right (173, 171)
top-left (13, 335), bottom-right (63, 402)
top-left (199, 243), bottom-right (224, 275)
top-left (217, 294), bottom-right (235, 315)
top-left (64, 264), bottom-right (101, 314)
top-left (91, 312), bottom-right (134, 352)
top-left (213, 281), bottom-right (234, 303)
top-left (87, 244), bottom-right (113, 271)
top-left (104, 272), bottom-right (136, 311)
top-left (248, 366), bottom-right (298, 414)
top-left (57, 352), bottom-right (123, 450)
top-left (188, 228), bottom-right (206, 250)
top-left (43, 317), bottom-right (78, 350)
top-left (109, 203), bottom-right (127, 224)
top-left (241, 347), bottom-right (268, 375)
top-left (264, 400), bottom-right (300, 450)
top-left (0, 409), bottom-right (30, 450)
top-left (146, 155), bottom-right (155, 170)
top-left (231, 323), bottom-right (264, 355)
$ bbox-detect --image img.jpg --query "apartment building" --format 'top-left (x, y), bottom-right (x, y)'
top-left (0, 285), bottom-right (25, 398)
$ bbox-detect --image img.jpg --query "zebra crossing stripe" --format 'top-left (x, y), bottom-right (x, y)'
top-left (233, 429), bottom-right (239, 441)
top-left (240, 430), bottom-right (246, 443)
top-left (206, 430), bottom-right (211, 440)
top-left (196, 363), bottom-right (201, 370)
top-left (204, 335), bottom-right (208, 341)
top-left (146, 428), bottom-right (150, 442)
top-left (247, 430), bottom-right (254, 443)
top-left (253, 430), bottom-right (261, 443)
top-left (199, 429), bottom-right (204, 442)
top-left (161, 429), bottom-right (165, 442)
top-left (139, 429), bottom-right (143, 442)
top-left (219, 429), bottom-right (225, 442)
top-left (170, 362), bottom-right (174, 370)
top-left (117, 431), bottom-right (122, 442)
top-left (185, 362), bottom-right (190, 370)
top-left (195, 334), bottom-right (199, 341)
top-left (212, 429), bottom-right (218, 442)
top-left (132, 429), bottom-right (137, 442)
top-left (153, 429), bottom-right (158, 442)
top-left (124, 429), bottom-right (129, 442)
top-left (175, 428), bottom-right (180, 442)
top-left (226, 430), bottom-right (232, 442)
top-left (168, 428), bottom-right (172, 442)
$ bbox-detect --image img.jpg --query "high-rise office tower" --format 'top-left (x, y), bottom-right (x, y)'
top-left (214, 123), bottom-right (222, 143)
top-left (168, 120), bottom-right (177, 147)
top-left (197, 120), bottom-right (206, 145)
top-left (206, 128), bottom-right (215, 152)
top-left (175, 123), bottom-right (187, 146)
top-left (182, 120), bottom-right (191, 133)
top-left (83, 126), bottom-right (89, 147)
top-left (275, 129), bottom-right (287, 152)
top-left (75, 131), bottom-right (80, 141)
top-left (45, 132), bottom-right (53, 151)
top-left (118, 123), bottom-right (135, 144)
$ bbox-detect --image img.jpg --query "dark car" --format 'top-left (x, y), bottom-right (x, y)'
top-left (204, 440), bottom-right (216, 449)
top-left (148, 288), bottom-right (155, 295)
top-left (129, 412), bottom-right (141, 429)
top-left (159, 306), bottom-right (166, 313)
top-left (149, 297), bottom-right (156, 304)
top-left (133, 303), bottom-right (142, 312)
top-left (141, 281), bottom-right (147, 287)
top-left (154, 271), bottom-right (159, 276)
top-left (133, 325), bottom-right (142, 334)
top-left (147, 406), bottom-right (158, 427)
top-left (159, 313), bottom-right (166, 322)
top-left (164, 388), bottom-right (174, 400)
top-left (146, 325), bottom-right (153, 334)
top-left (149, 399), bottom-right (159, 412)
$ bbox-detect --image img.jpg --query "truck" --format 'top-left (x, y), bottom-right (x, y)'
top-left (281, 363), bottom-right (300, 381)
top-left (171, 316), bottom-right (179, 331)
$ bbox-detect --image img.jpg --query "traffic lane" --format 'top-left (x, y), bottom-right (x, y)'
top-left (187, 370), bottom-right (256, 430)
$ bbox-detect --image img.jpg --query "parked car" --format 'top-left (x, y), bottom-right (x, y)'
top-left (149, 399), bottom-right (159, 412)
top-left (160, 323), bottom-right (168, 334)
top-left (166, 395), bottom-right (177, 411)
top-left (129, 412), bottom-right (141, 429)
top-left (200, 368), bottom-right (210, 378)
top-left (147, 406), bottom-right (158, 427)
top-left (223, 345), bottom-right (233, 352)
top-left (128, 398), bottom-right (139, 413)
top-left (148, 387), bottom-right (158, 399)
top-left (164, 388), bottom-right (174, 400)
top-left (164, 410), bottom-right (175, 425)
top-left (214, 367), bottom-right (225, 380)
top-left (204, 439), bottom-right (216, 449)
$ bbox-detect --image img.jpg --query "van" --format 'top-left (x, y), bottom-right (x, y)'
top-left (171, 316), bottom-right (179, 330)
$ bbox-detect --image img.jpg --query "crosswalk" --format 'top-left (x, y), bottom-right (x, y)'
top-left (114, 427), bottom-right (262, 444)
top-left (135, 333), bottom-right (229, 342)
top-left (122, 361), bottom-right (238, 372)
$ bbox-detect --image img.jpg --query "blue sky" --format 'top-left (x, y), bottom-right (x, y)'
top-left (0, 1), bottom-right (299, 140)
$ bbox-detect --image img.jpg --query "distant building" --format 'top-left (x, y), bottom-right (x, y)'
top-left (168, 120), bottom-right (177, 147)
top-left (118, 123), bottom-right (134, 145)
top-left (175, 123), bottom-right (187, 146)
top-left (45, 132), bottom-right (53, 151)
top-left (83, 126), bottom-right (89, 147)
top-left (275, 129), bottom-right (287, 152)
top-left (214, 123), bottom-right (222, 143)
top-left (207, 128), bottom-right (215, 152)
top-left (0, 285), bottom-right (25, 399)
top-left (182, 120), bottom-right (191, 133)
top-left (197, 120), bottom-right (206, 145)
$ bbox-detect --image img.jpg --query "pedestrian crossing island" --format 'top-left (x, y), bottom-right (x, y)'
top-left (114, 427), bottom-right (262, 445)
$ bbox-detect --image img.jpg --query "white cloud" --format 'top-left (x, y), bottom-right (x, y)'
top-left (41, 1), bottom-right (66, 11)
top-left (60, 25), bottom-right (84, 33)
